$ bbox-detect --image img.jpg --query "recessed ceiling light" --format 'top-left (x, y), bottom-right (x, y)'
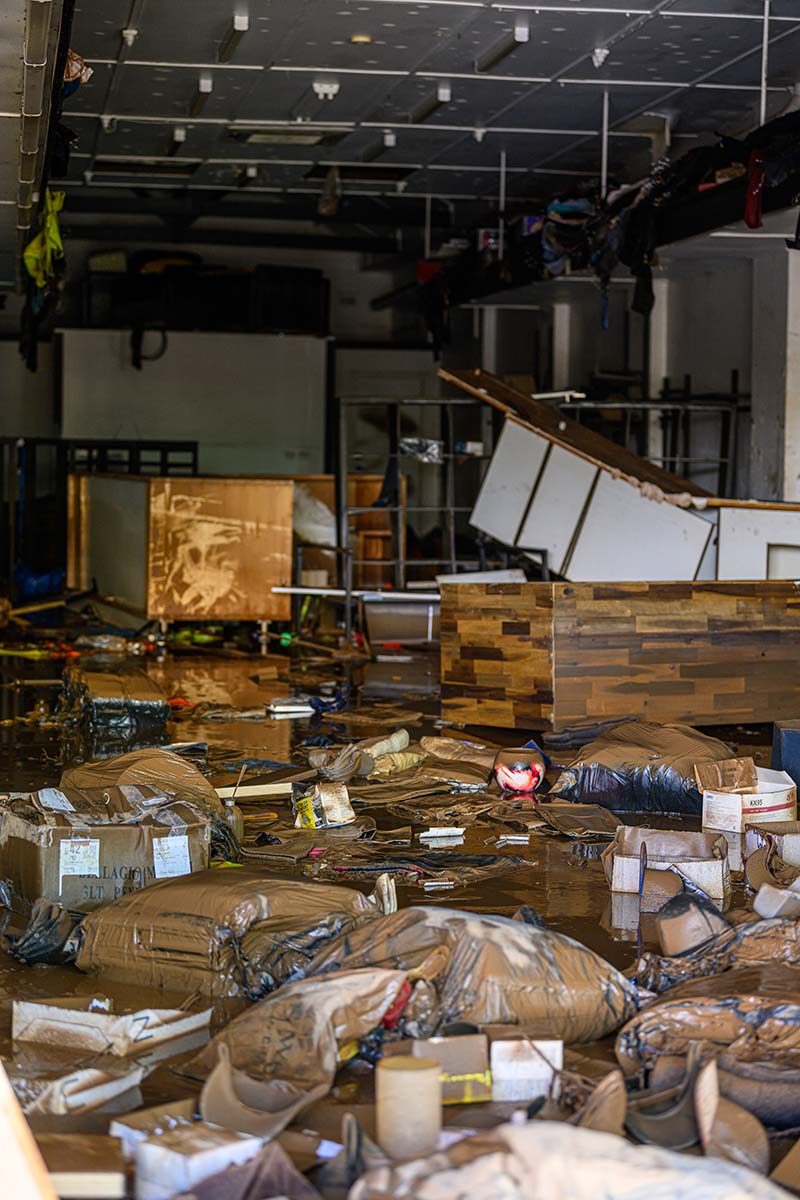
top-left (351, 32), bottom-right (372, 44)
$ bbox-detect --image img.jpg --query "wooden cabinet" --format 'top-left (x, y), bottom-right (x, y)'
top-left (441, 581), bottom-right (800, 732)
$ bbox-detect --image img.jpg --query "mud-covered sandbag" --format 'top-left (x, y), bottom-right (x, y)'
top-left (61, 747), bottom-right (223, 814)
top-left (194, 968), bottom-right (408, 1136)
top-left (349, 1121), bottom-right (786, 1200)
top-left (76, 871), bottom-right (391, 999)
top-left (618, 964), bottom-right (800, 1074)
top-left (551, 722), bottom-right (732, 816)
top-left (635, 915), bottom-right (800, 993)
top-left (303, 907), bottom-right (638, 1043)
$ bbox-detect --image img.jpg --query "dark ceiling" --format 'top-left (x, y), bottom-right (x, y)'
top-left (54, 0), bottom-right (800, 248)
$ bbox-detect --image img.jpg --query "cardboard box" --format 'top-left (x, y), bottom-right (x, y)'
top-left (134, 1122), bottom-right (262, 1200)
top-left (36, 1133), bottom-right (127, 1199)
top-left (602, 828), bottom-right (730, 902)
top-left (0, 786), bottom-right (211, 914)
top-left (745, 820), bottom-right (800, 868)
top-left (485, 1032), bottom-right (562, 1102)
top-left (701, 766), bottom-right (797, 834)
top-left (109, 1099), bottom-right (197, 1159)
top-left (385, 1035), bottom-right (491, 1105)
top-left (753, 881), bottom-right (800, 920)
top-left (13, 996), bottom-right (211, 1057)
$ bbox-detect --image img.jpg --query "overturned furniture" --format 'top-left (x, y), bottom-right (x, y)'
top-left (441, 580), bottom-right (800, 731)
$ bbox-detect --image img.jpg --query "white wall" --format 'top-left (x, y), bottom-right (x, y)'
top-left (0, 341), bottom-right (56, 436)
top-left (62, 329), bottom-right (327, 475)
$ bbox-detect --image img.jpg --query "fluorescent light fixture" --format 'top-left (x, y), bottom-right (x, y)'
top-left (218, 12), bottom-right (249, 62)
top-left (22, 60), bottom-right (46, 116)
top-left (20, 113), bottom-right (40, 154)
top-left (476, 16), bottom-right (529, 72)
top-left (25, 0), bottom-right (52, 65)
top-left (19, 153), bottom-right (37, 183)
top-left (190, 71), bottom-right (213, 117)
top-left (411, 81), bottom-right (452, 123)
top-left (168, 125), bottom-right (187, 155)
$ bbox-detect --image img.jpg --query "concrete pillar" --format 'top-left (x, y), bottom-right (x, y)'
top-left (751, 249), bottom-right (800, 501)
top-left (481, 307), bottom-right (499, 373)
top-left (647, 278), bottom-right (670, 460)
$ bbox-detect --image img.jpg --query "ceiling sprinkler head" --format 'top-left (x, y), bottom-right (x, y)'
top-left (474, 127), bottom-right (486, 143)
top-left (592, 46), bottom-right (610, 69)
top-left (312, 77), bottom-right (340, 101)
top-left (173, 125), bottom-right (187, 143)
top-left (383, 129), bottom-right (397, 148)
top-left (121, 27), bottom-right (138, 47)
top-left (100, 114), bottom-right (115, 132)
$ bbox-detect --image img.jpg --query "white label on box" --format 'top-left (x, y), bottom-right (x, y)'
top-left (39, 788), bottom-right (74, 813)
top-left (153, 835), bottom-right (191, 879)
top-left (490, 1039), bottom-right (563, 1102)
top-left (59, 837), bottom-right (100, 888)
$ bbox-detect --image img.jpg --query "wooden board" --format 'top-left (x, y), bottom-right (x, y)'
top-left (470, 420), bottom-right (549, 545)
top-left (441, 581), bottom-right (800, 731)
top-left (439, 367), bottom-right (710, 498)
top-left (147, 477), bottom-right (293, 621)
top-left (564, 473), bottom-right (712, 582)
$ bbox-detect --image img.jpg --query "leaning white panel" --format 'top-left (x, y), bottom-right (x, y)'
top-left (718, 507), bottom-right (800, 579)
top-left (517, 443), bottom-right (599, 574)
top-left (565, 473), bottom-right (711, 582)
top-left (470, 418), bottom-right (549, 546)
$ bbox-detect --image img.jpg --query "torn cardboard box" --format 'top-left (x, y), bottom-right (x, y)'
top-left (745, 820), bottom-right (800, 868)
top-left (35, 1133), bottom-right (126, 1200)
top-left (13, 996), bottom-right (211, 1057)
top-left (0, 787), bottom-right (211, 915)
top-left (484, 1029), bottom-right (563, 1102)
top-left (109, 1099), bottom-right (197, 1159)
top-left (602, 828), bottom-right (730, 902)
top-left (134, 1122), bottom-right (262, 1200)
top-left (698, 764), bottom-right (796, 834)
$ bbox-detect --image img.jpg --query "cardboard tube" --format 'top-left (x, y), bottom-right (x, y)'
top-left (376, 1056), bottom-right (441, 1159)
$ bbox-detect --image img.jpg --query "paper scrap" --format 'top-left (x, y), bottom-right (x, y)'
top-left (59, 837), bottom-right (100, 890)
top-left (153, 835), bottom-right (191, 879)
top-left (39, 788), bottom-right (75, 813)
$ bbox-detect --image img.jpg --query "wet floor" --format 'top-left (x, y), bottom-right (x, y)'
top-left (0, 646), bottom-right (773, 1116)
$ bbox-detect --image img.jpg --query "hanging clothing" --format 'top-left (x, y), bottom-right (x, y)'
top-left (23, 189), bottom-right (65, 289)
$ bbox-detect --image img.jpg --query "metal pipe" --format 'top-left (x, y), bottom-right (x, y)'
top-left (424, 192), bottom-right (431, 259)
top-left (760, 0), bottom-right (770, 126)
top-left (498, 148), bottom-right (507, 259)
top-left (600, 88), bottom-right (609, 199)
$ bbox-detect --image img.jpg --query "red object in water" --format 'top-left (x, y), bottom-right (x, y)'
top-left (382, 978), bottom-right (412, 1029)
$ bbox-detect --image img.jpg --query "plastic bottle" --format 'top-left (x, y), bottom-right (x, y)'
top-left (222, 797), bottom-right (244, 841)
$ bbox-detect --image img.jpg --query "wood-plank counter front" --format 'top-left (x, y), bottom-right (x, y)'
top-left (440, 581), bottom-right (800, 731)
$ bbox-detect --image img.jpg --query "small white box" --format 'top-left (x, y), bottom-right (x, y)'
top-left (489, 1038), bottom-right (563, 1102)
top-left (134, 1122), bottom-right (261, 1200)
top-left (702, 767), bottom-right (796, 834)
top-left (602, 828), bottom-right (730, 902)
top-left (753, 881), bottom-right (800, 920)
top-left (745, 820), bottom-right (800, 868)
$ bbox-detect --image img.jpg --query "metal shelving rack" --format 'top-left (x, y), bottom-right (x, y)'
top-left (336, 394), bottom-right (491, 592)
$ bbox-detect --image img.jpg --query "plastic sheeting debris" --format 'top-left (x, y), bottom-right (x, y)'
top-left (552, 722), bottom-right (732, 816)
top-left (302, 906), bottom-right (638, 1043)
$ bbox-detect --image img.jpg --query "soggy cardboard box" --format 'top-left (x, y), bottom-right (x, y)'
top-left (484, 1031), bottom-right (562, 1102)
top-left (745, 820), bottom-right (800, 868)
top-left (384, 1034), bottom-right (491, 1104)
top-left (13, 995), bottom-right (211, 1057)
top-left (700, 766), bottom-right (796, 834)
top-left (602, 827), bottom-right (730, 902)
top-left (36, 1132), bottom-right (127, 1199)
top-left (109, 1099), bottom-right (197, 1159)
top-left (134, 1122), bottom-right (262, 1200)
top-left (0, 786), bottom-right (211, 915)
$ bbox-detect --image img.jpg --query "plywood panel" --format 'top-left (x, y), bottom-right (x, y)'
top-left (566, 474), bottom-right (711, 582)
top-left (718, 507), bottom-right (800, 579)
top-left (441, 581), bottom-right (800, 731)
top-left (517, 443), bottom-right (598, 573)
top-left (146, 478), bottom-right (293, 621)
top-left (470, 419), bottom-right (549, 545)
top-left (86, 476), bottom-right (149, 612)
